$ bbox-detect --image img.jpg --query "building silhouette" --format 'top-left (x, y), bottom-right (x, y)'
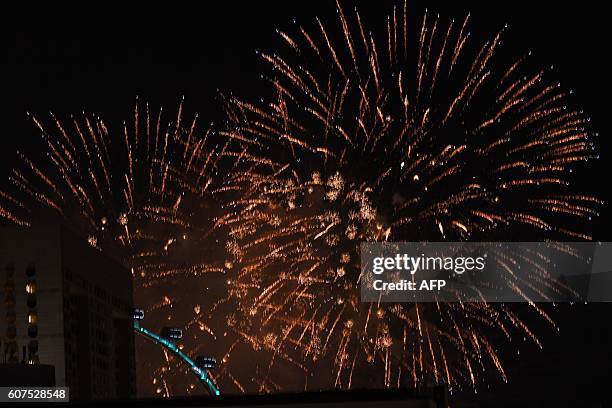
top-left (0, 225), bottom-right (136, 400)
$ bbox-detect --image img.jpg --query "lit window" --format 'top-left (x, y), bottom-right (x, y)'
top-left (26, 282), bottom-right (36, 294)
top-left (28, 312), bottom-right (37, 324)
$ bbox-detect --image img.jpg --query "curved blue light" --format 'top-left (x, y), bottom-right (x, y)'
top-left (133, 320), bottom-right (220, 396)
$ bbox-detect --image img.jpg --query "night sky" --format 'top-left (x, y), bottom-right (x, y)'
top-left (1, 1), bottom-right (610, 406)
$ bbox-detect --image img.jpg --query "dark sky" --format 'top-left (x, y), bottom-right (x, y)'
top-left (1, 1), bottom-right (610, 406)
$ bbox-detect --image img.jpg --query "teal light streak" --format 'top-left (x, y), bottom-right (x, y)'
top-left (133, 320), bottom-right (220, 396)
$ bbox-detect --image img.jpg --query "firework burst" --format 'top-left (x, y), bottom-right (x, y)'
top-left (0, 1), bottom-right (602, 397)
top-left (217, 0), bottom-right (601, 393)
top-left (0, 99), bottom-right (253, 396)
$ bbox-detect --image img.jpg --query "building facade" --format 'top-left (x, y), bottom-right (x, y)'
top-left (0, 225), bottom-right (136, 400)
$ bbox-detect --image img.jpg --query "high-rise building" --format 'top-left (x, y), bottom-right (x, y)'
top-left (0, 225), bottom-right (136, 400)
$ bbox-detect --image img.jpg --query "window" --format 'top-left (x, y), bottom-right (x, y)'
top-left (26, 282), bottom-right (36, 294)
top-left (27, 312), bottom-right (37, 324)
